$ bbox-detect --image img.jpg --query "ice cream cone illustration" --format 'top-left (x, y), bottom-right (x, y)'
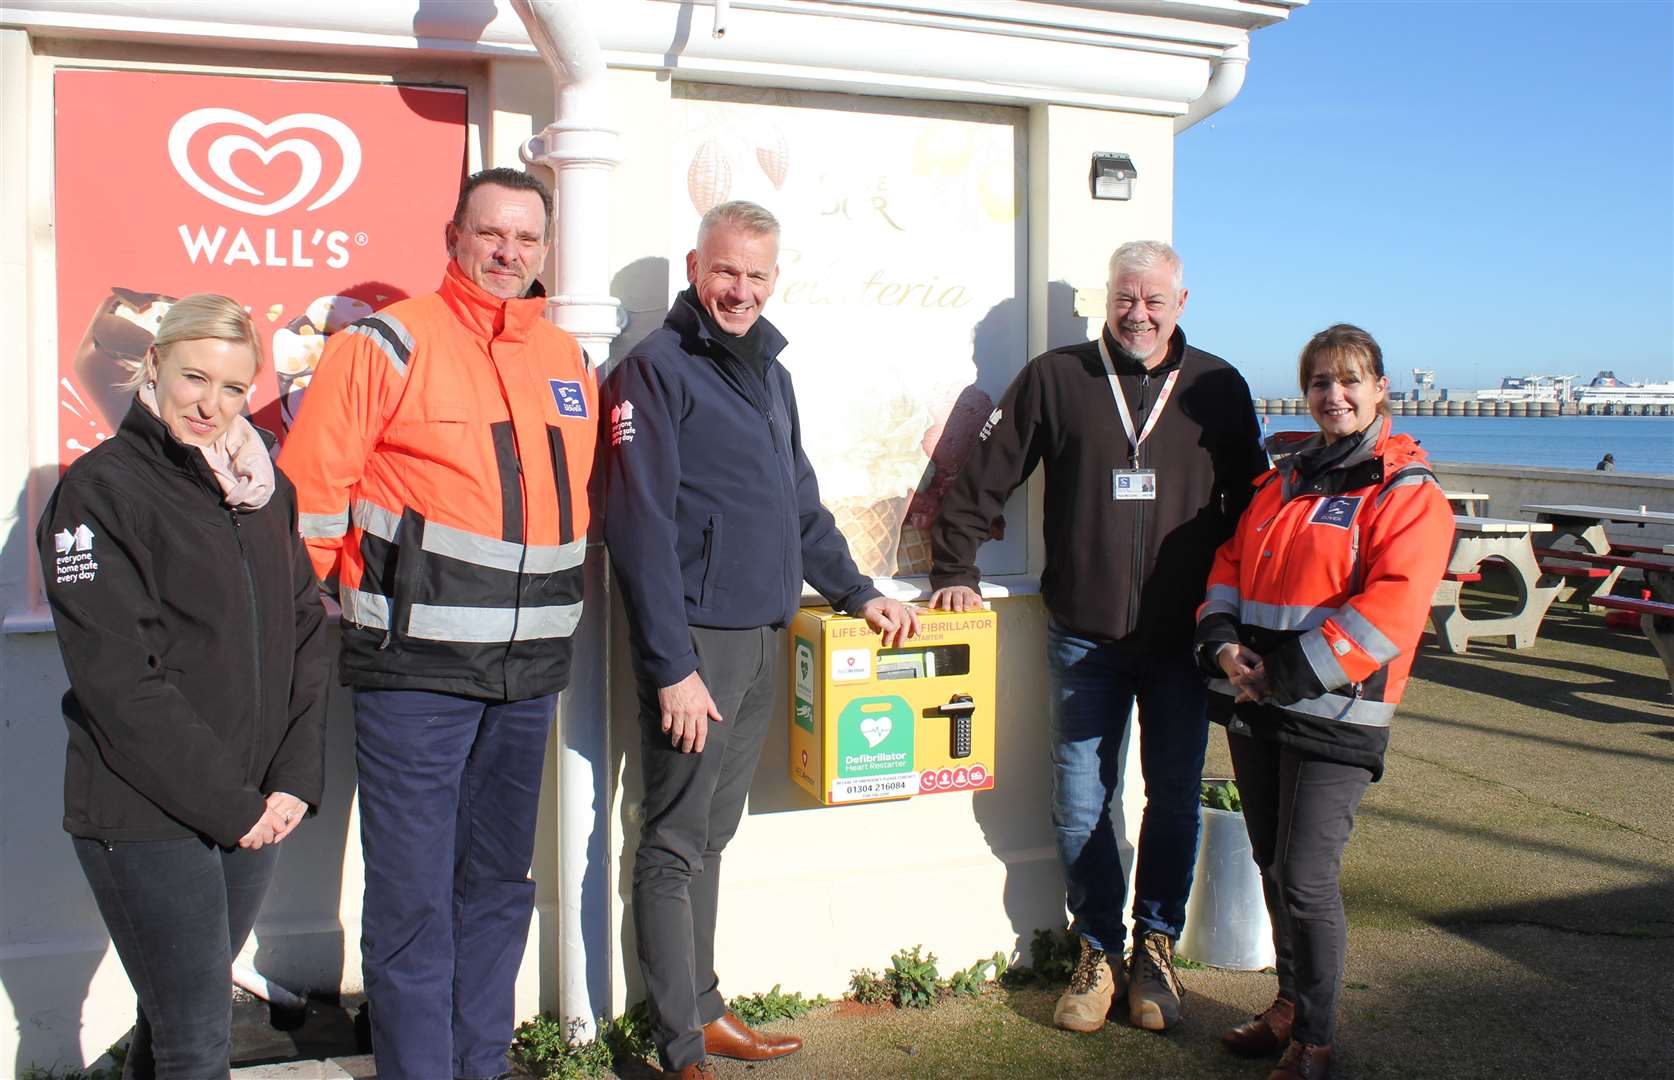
top-left (756, 125), bottom-right (790, 189)
top-left (688, 140), bottom-right (733, 215)
top-left (896, 523), bottom-right (934, 575)
top-left (72, 288), bottom-right (177, 428)
top-left (831, 494), bottom-right (911, 578)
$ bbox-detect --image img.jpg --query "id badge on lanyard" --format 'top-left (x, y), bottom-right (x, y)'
top-left (1098, 336), bottom-right (1178, 503)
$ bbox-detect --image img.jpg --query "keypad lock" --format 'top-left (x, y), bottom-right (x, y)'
top-left (933, 694), bottom-right (976, 759)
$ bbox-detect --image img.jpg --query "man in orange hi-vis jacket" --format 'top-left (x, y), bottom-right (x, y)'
top-left (279, 168), bottom-right (595, 1080)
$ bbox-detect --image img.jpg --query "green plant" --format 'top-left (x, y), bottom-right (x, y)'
top-left (20, 1046), bottom-right (126, 1080)
top-left (1001, 927), bottom-right (1080, 986)
top-left (887, 945), bottom-right (942, 1009)
top-left (848, 966), bottom-right (892, 1005)
top-left (729, 983), bottom-right (830, 1026)
top-left (509, 1013), bottom-right (613, 1080)
top-left (944, 951), bottom-right (1008, 998)
top-left (602, 1001), bottom-right (657, 1062)
top-left (1201, 778), bottom-right (1242, 813)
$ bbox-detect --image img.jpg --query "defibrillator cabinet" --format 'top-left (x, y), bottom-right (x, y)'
top-left (789, 606), bottom-right (998, 806)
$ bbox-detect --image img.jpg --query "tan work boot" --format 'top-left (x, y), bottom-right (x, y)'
top-left (1053, 936), bottom-right (1119, 1032)
top-left (1127, 930), bottom-right (1185, 1031)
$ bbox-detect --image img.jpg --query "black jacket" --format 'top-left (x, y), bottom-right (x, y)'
top-left (930, 327), bottom-right (1266, 648)
top-left (37, 402), bottom-right (330, 848)
top-left (601, 292), bottom-right (881, 687)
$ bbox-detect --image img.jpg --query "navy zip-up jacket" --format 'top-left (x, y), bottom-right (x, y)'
top-left (601, 292), bottom-right (881, 687)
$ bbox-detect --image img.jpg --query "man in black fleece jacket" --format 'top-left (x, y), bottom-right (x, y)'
top-left (930, 240), bottom-right (1265, 1035)
top-left (602, 200), bottom-right (917, 1080)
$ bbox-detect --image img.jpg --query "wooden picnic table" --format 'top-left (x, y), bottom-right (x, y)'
top-left (1521, 503), bottom-right (1674, 603)
top-left (1428, 516), bottom-right (1560, 654)
top-left (1443, 490), bottom-right (1490, 514)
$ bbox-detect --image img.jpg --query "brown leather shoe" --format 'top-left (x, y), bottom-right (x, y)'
top-left (669, 1062), bottom-right (716, 1080)
top-left (1222, 996), bottom-right (1294, 1057)
top-left (1267, 1040), bottom-right (1331, 1080)
top-left (702, 1009), bottom-right (804, 1060)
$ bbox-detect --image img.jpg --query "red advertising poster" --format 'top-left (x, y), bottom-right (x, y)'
top-left (53, 70), bottom-right (468, 467)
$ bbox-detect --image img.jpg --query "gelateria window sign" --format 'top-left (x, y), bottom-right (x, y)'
top-left (52, 70), bottom-right (466, 467)
top-left (672, 87), bottom-right (1029, 578)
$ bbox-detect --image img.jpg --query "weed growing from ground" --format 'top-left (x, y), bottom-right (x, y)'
top-left (848, 945), bottom-right (1010, 1008)
top-left (729, 983), bottom-right (830, 1026)
top-left (21, 1044), bottom-right (125, 1080)
top-left (509, 1015), bottom-right (613, 1080)
top-left (888, 945), bottom-right (941, 1009)
top-left (1001, 927), bottom-right (1080, 986)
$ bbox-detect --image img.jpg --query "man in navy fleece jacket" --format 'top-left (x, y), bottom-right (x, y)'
top-left (601, 200), bottom-right (917, 1079)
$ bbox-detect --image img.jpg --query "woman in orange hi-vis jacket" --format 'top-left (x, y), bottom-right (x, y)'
top-left (1194, 324), bottom-right (1453, 1080)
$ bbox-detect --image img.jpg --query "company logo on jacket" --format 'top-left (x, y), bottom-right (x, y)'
top-left (611, 400), bottom-right (636, 446)
top-left (550, 379), bottom-right (588, 419)
top-left (53, 524), bottom-right (99, 584)
top-left (1310, 495), bottom-right (1362, 529)
top-left (979, 408), bottom-right (1002, 442)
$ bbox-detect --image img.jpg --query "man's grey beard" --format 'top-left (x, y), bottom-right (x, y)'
top-left (1107, 333), bottom-right (1151, 365)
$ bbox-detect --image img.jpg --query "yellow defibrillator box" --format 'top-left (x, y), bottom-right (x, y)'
top-left (789, 606), bottom-right (998, 806)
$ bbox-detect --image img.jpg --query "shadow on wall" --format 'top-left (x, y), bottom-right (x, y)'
top-left (900, 281), bottom-right (1091, 575)
top-left (3, 465), bottom-right (110, 1075)
top-left (608, 256), bottom-right (674, 373)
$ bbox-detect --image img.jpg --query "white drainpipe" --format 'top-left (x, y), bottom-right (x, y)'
top-left (510, 0), bottom-right (621, 1041)
top-left (1174, 41), bottom-right (1249, 133)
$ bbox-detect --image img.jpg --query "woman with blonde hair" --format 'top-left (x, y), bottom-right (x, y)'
top-left (38, 293), bottom-right (329, 1078)
top-left (1195, 324), bottom-right (1453, 1080)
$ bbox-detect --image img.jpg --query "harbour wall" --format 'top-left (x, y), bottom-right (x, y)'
top-left (1253, 398), bottom-right (1674, 417)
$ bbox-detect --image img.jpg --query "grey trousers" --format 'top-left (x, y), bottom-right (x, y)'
top-left (1228, 728), bottom-right (1372, 1045)
top-left (632, 625), bottom-right (777, 1071)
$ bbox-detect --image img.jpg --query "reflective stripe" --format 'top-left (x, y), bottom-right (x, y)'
top-left (1284, 692), bottom-right (1395, 727)
top-left (422, 520), bottom-right (586, 575)
top-left (351, 500), bottom-right (585, 575)
top-left (1376, 465), bottom-right (1437, 506)
top-left (343, 314), bottom-right (414, 378)
top-left (1299, 628), bottom-right (1350, 692)
top-left (351, 499), bottom-right (401, 543)
top-left (1201, 584), bottom-right (1241, 618)
top-left (1239, 598), bottom-right (1332, 632)
top-left (340, 586), bottom-right (391, 630)
top-left (1333, 604), bottom-right (1401, 664)
top-left (299, 508), bottom-right (349, 539)
top-left (408, 602), bottom-right (582, 643)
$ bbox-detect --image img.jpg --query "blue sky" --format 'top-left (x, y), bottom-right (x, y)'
top-left (1175, 0), bottom-right (1674, 400)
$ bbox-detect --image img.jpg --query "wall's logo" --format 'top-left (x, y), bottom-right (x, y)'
top-left (168, 108), bottom-right (362, 217)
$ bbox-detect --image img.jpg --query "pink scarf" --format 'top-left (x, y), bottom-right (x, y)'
top-left (138, 383), bottom-right (275, 510)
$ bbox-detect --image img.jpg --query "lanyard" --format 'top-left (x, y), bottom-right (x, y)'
top-left (1097, 336), bottom-right (1179, 462)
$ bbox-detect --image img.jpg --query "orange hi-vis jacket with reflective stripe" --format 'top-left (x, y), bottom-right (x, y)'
top-left (1194, 419), bottom-right (1453, 777)
top-left (278, 263), bottom-right (597, 700)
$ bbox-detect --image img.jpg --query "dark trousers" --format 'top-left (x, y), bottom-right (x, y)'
top-left (354, 688), bottom-right (556, 1080)
top-left (1228, 729), bottom-right (1372, 1045)
top-left (633, 626), bottom-right (776, 1072)
top-left (73, 835), bottom-right (279, 1080)
top-left (1047, 620), bottom-right (1211, 951)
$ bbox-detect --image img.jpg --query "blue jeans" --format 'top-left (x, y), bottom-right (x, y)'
top-left (354, 689), bottom-right (555, 1080)
top-left (1048, 619), bottom-right (1210, 952)
top-left (73, 835), bottom-right (279, 1080)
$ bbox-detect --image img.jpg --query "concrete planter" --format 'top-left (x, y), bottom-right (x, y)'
top-left (1177, 785), bottom-right (1275, 971)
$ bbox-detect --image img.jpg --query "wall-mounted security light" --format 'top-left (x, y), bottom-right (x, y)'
top-left (1089, 153), bottom-right (1137, 201)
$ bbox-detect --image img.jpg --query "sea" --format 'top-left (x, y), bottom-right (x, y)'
top-left (1259, 414), bottom-right (1673, 476)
